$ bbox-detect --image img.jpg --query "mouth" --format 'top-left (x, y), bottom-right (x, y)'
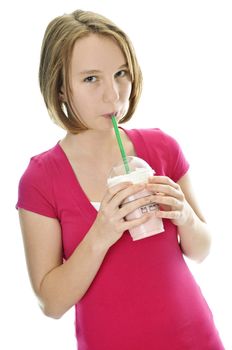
top-left (102, 112), bottom-right (118, 118)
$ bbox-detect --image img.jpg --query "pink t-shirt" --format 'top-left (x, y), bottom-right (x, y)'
top-left (16, 128), bottom-right (224, 350)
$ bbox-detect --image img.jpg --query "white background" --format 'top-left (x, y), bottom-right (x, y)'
top-left (1, 0), bottom-right (231, 349)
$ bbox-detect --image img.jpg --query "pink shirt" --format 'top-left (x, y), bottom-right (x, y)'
top-left (17, 128), bottom-right (224, 349)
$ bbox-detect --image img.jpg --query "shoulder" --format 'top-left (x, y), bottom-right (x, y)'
top-left (30, 143), bottom-right (60, 166)
top-left (124, 127), bottom-right (189, 182)
top-left (16, 144), bottom-right (60, 217)
top-left (124, 127), bottom-right (163, 138)
top-left (22, 144), bottom-right (60, 178)
top-left (124, 127), bottom-right (179, 149)
top-left (18, 144), bottom-right (61, 198)
top-left (124, 127), bottom-right (172, 139)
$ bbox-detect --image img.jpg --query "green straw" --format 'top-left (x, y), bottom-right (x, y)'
top-left (111, 115), bottom-right (130, 174)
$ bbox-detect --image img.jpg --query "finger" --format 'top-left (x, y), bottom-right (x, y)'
top-left (121, 212), bottom-right (154, 232)
top-left (152, 195), bottom-right (184, 210)
top-left (118, 194), bottom-right (158, 219)
top-left (99, 183), bottom-right (149, 228)
top-left (146, 183), bottom-right (184, 200)
top-left (101, 181), bottom-right (133, 206)
top-left (155, 210), bottom-right (181, 220)
top-left (148, 176), bottom-right (179, 189)
top-left (101, 183), bottom-right (148, 220)
top-left (111, 183), bottom-right (145, 207)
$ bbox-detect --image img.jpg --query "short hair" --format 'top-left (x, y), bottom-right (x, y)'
top-left (39, 10), bottom-right (143, 133)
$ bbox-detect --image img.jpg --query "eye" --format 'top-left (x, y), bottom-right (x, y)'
top-left (83, 76), bottom-right (97, 83)
top-left (115, 70), bottom-right (127, 78)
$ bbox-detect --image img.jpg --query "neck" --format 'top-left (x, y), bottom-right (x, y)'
top-left (62, 127), bottom-right (124, 159)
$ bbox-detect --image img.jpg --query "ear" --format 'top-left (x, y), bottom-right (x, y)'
top-left (59, 86), bottom-right (66, 102)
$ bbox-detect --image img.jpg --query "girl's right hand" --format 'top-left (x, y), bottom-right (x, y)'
top-left (90, 182), bottom-right (156, 249)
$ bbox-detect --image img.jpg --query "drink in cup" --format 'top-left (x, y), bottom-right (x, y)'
top-left (107, 156), bottom-right (164, 241)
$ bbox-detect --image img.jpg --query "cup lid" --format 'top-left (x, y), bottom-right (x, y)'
top-left (107, 156), bottom-right (155, 187)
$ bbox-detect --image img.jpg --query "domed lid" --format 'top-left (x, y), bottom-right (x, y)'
top-left (107, 156), bottom-right (154, 187)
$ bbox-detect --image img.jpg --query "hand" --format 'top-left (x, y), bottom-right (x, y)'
top-left (91, 182), bottom-right (157, 248)
top-left (146, 176), bottom-right (192, 227)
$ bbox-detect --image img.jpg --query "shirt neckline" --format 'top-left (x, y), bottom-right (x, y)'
top-left (55, 127), bottom-right (145, 216)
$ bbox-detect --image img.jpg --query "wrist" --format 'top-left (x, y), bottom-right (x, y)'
top-left (175, 202), bottom-right (195, 228)
top-left (84, 225), bottom-right (111, 256)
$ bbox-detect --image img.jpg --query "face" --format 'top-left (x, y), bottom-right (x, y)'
top-left (66, 34), bottom-right (132, 130)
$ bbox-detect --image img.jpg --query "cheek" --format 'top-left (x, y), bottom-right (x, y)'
top-left (121, 82), bottom-right (132, 100)
top-left (120, 79), bottom-right (132, 96)
top-left (127, 81), bottom-right (132, 95)
top-left (118, 83), bottom-right (132, 117)
top-left (72, 87), bottom-right (97, 108)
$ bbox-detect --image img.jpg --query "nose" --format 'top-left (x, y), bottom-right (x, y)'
top-left (102, 79), bottom-right (119, 104)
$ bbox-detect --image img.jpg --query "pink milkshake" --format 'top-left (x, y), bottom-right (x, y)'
top-left (107, 156), bottom-right (164, 241)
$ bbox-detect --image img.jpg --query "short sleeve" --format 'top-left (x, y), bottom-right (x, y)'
top-left (16, 156), bottom-right (57, 218)
top-left (162, 131), bottom-right (190, 182)
top-left (122, 128), bottom-right (190, 183)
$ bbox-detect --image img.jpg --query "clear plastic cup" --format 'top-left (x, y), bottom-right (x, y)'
top-left (107, 156), bottom-right (164, 241)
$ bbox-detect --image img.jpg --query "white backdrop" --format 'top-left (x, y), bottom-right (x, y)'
top-left (1, 0), bottom-right (231, 349)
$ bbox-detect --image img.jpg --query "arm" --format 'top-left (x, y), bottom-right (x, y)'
top-left (19, 209), bottom-right (108, 319)
top-left (176, 173), bottom-right (211, 262)
top-left (19, 182), bottom-right (157, 319)
top-left (146, 171), bottom-right (212, 263)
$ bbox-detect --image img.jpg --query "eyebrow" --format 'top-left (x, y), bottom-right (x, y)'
top-left (78, 63), bottom-right (128, 76)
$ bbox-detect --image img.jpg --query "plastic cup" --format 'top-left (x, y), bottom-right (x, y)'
top-left (107, 156), bottom-right (164, 241)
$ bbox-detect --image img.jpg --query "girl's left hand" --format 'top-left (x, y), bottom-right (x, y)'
top-left (146, 176), bottom-right (192, 227)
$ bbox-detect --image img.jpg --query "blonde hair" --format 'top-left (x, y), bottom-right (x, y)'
top-left (39, 10), bottom-right (142, 133)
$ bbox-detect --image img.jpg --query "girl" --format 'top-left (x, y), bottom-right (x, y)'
top-left (17, 9), bottom-right (224, 349)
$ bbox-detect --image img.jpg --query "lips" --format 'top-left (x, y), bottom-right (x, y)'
top-left (102, 112), bottom-right (118, 118)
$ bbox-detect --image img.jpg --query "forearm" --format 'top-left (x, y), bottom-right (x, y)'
top-left (38, 228), bottom-right (109, 319)
top-left (178, 204), bottom-right (212, 263)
